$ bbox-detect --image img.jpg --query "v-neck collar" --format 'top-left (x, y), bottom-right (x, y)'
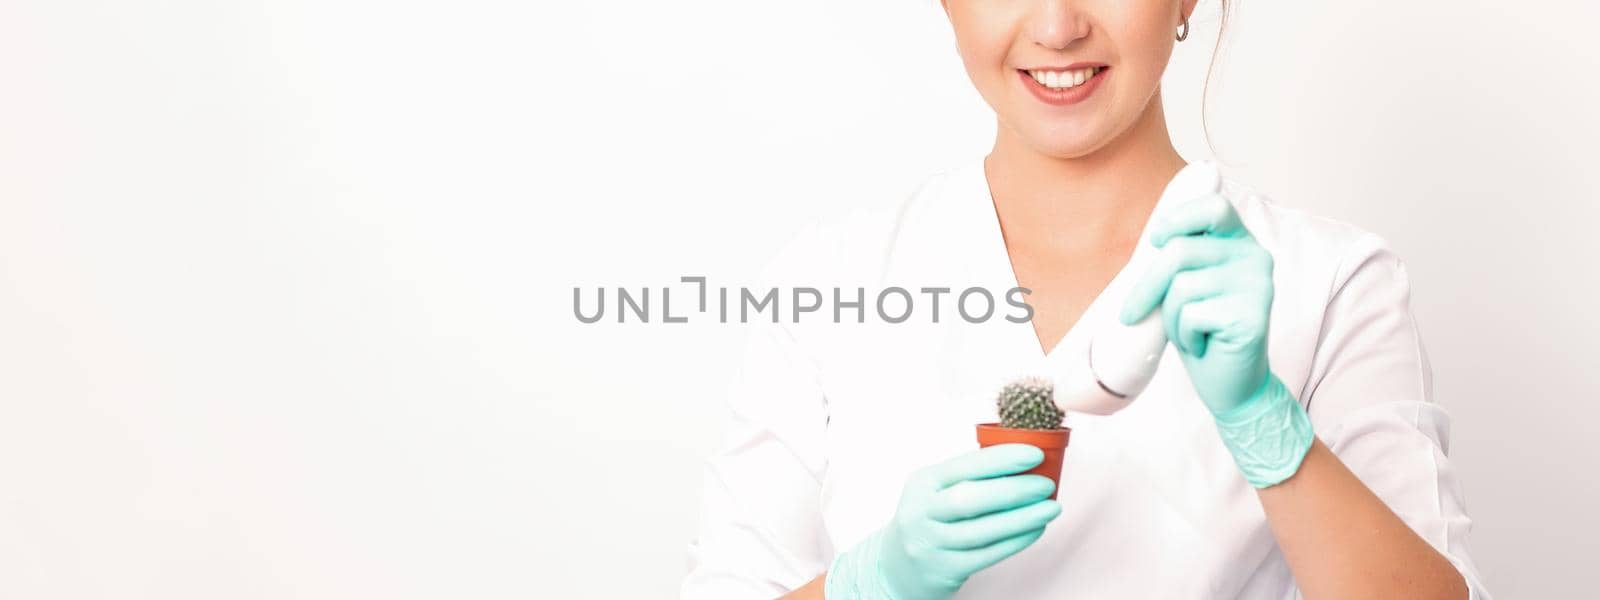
top-left (953, 156), bottom-right (1222, 372)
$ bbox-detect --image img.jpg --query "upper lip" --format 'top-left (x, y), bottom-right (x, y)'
top-left (1019, 62), bottom-right (1108, 71)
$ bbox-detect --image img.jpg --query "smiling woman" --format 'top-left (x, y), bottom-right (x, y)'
top-left (942, 0), bottom-right (1236, 161)
top-left (680, 1), bottom-right (1489, 599)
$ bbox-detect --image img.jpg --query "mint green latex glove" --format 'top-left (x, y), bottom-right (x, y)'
top-left (1118, 192), bottom-right (1314, 488)
top-left (825, 444), bottom-right (1061, 600)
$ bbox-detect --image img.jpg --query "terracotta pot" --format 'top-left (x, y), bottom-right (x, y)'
top-left (974, 423), bottom-right (1071, 500)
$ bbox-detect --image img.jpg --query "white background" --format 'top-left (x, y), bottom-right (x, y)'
top-left (1, 1), bottom-right (1596, 597)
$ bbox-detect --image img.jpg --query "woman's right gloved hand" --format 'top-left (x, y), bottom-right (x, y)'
top-left (824, 444), bottom-right (1062, 600)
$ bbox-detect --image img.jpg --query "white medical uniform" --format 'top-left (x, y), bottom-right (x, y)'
top-left (680, 159), bottom-right (1491, 599)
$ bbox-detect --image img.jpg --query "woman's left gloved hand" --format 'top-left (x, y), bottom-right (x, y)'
top-left (1118, 192), bottom-right (1315, 488)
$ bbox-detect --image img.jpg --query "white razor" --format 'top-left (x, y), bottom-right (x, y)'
top-left (1051, 161), bottom-right (1222, 415)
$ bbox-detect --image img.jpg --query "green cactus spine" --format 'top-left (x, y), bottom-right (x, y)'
top-left (996, 376), bottom-right (1064, 430)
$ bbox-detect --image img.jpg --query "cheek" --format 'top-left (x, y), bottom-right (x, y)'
top-left (1105, 4), bottom-right (1177, 84)
top-left (948, 5), bottom-right (1024, 90)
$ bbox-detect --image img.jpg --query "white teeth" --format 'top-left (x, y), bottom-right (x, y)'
top-left (1028, 66), bottom-right (1101, 90)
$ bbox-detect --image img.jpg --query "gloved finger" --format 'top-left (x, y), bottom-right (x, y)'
top-left (1179, 294), bottom-right (1269, 354)
top-left (1120, 235), bottom-right (1235, 325)
top-left (1148, 194), bottom-right (1246, 246)
top-left (924, 444), bottom-right (1044, 490)
top-left (926, 474), bottom-right (1056, 522)
top-left (931, 499), bottom-right (1061, 550)
top-left (1160, 267), bottom-right (1226, 355)
top-left (949, 526), bottom-right (1048, 577)
top-left (1175, 298), bottom-right (1225, 359)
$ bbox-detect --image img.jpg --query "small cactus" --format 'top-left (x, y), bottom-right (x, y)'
top-left (996, 376), bottom-right (1064, 430)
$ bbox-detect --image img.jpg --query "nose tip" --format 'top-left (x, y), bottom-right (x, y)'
top-left (1028, 1), bottom-right (1090, 50)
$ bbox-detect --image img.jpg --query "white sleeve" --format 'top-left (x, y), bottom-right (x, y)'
top-left (1299, 235), bottom-right (1492, 599)
top-left (680, 241), bottom-right (833, 598)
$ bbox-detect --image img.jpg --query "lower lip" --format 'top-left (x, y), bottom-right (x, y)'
top-left (1019, 68), bottom-right (1107, 106)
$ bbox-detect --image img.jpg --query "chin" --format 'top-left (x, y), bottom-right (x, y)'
top-left (1014, 124), bottom-right (1111, 160)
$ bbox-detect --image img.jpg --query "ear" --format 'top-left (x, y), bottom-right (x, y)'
top-left (1180, 0), bottom-right (1200, 22)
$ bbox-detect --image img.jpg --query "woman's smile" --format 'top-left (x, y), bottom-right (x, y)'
top-left (1017, 64), bottom-right (1110, 107)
